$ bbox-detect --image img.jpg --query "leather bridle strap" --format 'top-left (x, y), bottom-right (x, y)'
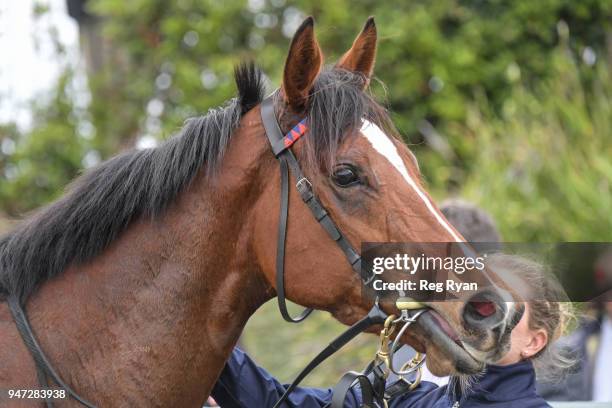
top-left (275, 154), bottom-right (312, 322)
top-left (329, 371), bottom-right (376, 408)
top-left (260, 95), bottom-right (370, 323)
top-left (7, 295), bottom-right (97, 408)
top-left (272, 302), bottom-right (389, 408)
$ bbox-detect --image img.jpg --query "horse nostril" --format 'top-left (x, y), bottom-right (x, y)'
top-left (463, 291), bottom-right (506, 329)
top-left (469, 300), bottom-right (497, 318)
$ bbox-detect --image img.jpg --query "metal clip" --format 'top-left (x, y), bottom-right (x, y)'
top-left (389, 309), bottom-right (427, 376)
top-left (396, 352), bottom-right (425, 392)
top-left (374, 315), bottom-right (397, 379)
top-left (368, 303), bottom-right (427, 404)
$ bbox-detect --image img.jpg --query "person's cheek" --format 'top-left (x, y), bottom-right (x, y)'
top-left (509, 309), bottom-right (529, 353)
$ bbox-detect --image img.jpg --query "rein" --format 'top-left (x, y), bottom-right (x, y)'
top-left (7, 295), bottom-right (97, 408)
top-left (272, 301), bottom-right (427, 408)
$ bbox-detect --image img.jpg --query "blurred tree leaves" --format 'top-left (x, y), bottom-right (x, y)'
top-left (1, 0), bottom-right (610, 218)
top-left (459, 50), bottom-right (612, 242)
top-left (0, 70), bottom-right (85, 215)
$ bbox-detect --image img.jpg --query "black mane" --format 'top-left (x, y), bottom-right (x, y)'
top-left (0, 64), bottom-right (392, 303)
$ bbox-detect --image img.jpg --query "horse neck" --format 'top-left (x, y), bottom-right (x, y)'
top-left (21, 110), bottom-right (275, 405)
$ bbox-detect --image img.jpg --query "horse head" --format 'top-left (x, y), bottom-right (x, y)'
top-left (249, 17), bottom-right (523, 376)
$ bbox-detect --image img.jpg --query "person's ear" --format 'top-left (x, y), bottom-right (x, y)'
top-left (336, 17), bottom-right (377, 86)
top-left (521, 328), bottom-right (548, 359)
top-left (281, 16), bottom-right (323, 112)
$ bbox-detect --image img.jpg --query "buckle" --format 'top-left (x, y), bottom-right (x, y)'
top-left (295, 177), bottom-right (313, 195)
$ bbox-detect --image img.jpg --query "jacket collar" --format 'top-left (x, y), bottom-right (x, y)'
top-left (457, 360), bottom-right (539, 403)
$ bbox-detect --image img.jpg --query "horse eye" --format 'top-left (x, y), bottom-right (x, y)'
top-left (332, 165), bottom-right (360, 187)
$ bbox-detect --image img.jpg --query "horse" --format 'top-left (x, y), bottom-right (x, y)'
top-left (0, 17), bottom-right (523, 407)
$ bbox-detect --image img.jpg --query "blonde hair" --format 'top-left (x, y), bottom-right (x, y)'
top-left (486, 254), bottom-right (575, 381)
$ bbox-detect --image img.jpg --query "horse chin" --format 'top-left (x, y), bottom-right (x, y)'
top-left (417, 311), bottom-right (486, 375)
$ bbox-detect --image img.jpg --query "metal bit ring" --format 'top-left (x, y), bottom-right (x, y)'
top-left (388, 309), bottom-right (427, 376)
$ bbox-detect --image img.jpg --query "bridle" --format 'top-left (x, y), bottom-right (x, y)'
top-left (261, 104), bottom-right (509, 407)
top-left (6, 93), bottom-right (427, 408)
top-left (259, 94), bottom-right (374, 322)
top-left (261, 94), bottom-right (428, 408)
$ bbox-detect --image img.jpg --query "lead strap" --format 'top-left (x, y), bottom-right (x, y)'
top-left (272, 302), bottom-right (389, 408)
top-left (7, 295), bottom-right (97, 408)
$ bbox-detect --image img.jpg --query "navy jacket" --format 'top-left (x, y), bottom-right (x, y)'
top-left (211, 348), bottom-right (550, 408)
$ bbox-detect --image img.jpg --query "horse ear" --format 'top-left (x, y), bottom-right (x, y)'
top-left (336, 17), bottom-right (377, 84)
top-left (282, 16), bottom-right (323, 112)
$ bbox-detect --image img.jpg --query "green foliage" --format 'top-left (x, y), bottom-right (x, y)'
top-left (2, 0), bottom-right (610, 216)
top-left (0, 71), bottom-right (87, 215)
top-left (457, 49), bottom-right (612, 241)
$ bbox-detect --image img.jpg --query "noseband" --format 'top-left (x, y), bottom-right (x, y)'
top-left (260, 94), bottom-right (373, 322)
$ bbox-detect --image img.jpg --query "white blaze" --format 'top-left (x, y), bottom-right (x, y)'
top-left (360, 120), bottom-right (463, 243)
top-left (360, 121), bottom-right (515, 316)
